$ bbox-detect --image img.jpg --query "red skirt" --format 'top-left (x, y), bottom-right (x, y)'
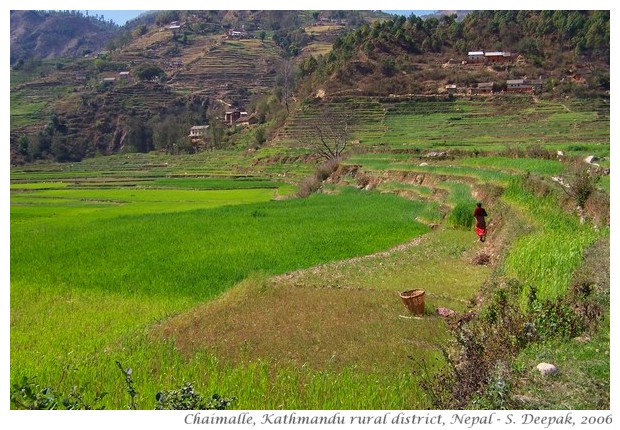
top-left (475, 226), bottom-right (486, 237)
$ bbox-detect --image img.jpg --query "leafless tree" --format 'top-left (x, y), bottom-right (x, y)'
top-left (280, 58), bottom-right (293, 114)
top-left (303, 107), bottom-right (352, 160)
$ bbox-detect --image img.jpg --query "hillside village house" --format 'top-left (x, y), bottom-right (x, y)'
top-left (228, 29), bottom-right (248, 38)
top-left (467, 51), bottom-right (485, 63)
top-left (506, 78), bottom-right (543, 93)
top-left (118, 71), bottom-right (130, 80)
top-left (237, 113), bottom-right (258, 127)
top-left (469, 82), bottom-right (494, 95)
top-left (484, 51), bottom-right (511, 63)
top-left (468, 50), bottom-right (512, 64)
top-left (445, 84), bottom-right (457, 94)
top-left (189, 125), bottom-right (210, 143)
top-left (224, 110), bottom-right (250, 126)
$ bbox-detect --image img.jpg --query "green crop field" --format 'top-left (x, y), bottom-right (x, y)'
top-left (9, 97), bottom-right (610, 410)
top-left (11, 179), bottom-right (443, 408)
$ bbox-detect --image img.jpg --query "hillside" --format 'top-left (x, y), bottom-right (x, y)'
top-left (9, 10), bottom-right (610, 166)
top-left (297, 11), bottom-right (610, 99)
top-left (9, 10), bottom-right (391, 164)
top-left (9, 10), bottom-right (119, 63)
top-left (9, 96), bottom-right (610, 410)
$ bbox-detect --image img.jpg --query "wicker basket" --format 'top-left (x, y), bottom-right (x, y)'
top-left (400, 289), bottom-right (425, 315)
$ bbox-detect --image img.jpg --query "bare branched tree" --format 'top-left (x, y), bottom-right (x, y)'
top-left (280, 59), bottom-right (293, 114)
top-left (303, 107), bottom-right (352, 161)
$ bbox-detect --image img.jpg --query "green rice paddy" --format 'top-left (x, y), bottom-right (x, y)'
top-left (10, 97), bottom-right (609, 409)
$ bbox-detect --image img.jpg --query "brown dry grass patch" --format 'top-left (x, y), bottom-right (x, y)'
top-left (152, 227), bottom-right (491, 374)
top-left (153, 276), bottom-right (449, 372)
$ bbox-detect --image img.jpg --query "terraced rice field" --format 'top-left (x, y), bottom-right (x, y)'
top-left (9, 97), bottom-right (610, 410)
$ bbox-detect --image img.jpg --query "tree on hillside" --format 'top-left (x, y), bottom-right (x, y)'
top-left (149, 115), bottom-right (189, 153)
top-left (276, 59), bottom-right (295, 113)
top-left (124, 117), bottom-right (153, 153)
top-left (207, 110), bottom-right (226, 149)
top-left (134, 63), bottom-right (166, 82)
top-left (302, 107), bottom-right (352, 160)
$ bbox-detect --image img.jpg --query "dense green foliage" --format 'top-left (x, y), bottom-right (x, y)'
top-left (328, 10), bottom-right (608, 66)
top-left (11, 185), bottom-right (434, 406)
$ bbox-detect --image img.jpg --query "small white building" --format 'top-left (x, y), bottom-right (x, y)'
top-left (189, 126), bottom-right (210, 144)
top-left (189, 125), bottom-right (210, 138)
top-left (468, 51), bottom-right (485, 62)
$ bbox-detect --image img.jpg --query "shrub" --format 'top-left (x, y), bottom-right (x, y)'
top-left (296, 159), bottom-right (340, 198)
top-left (447, 202), bottom-right (474, 229)
top-left (584, 190), bottom-right (610, 227)
top-left (563, 164), bottom-right (600, 209)
top-left (524, 144), bottom-right (553, 159)
top-left (10, 376), bottom-right (107, 410)
top-left (10, 364), bottom-right (234, 410)
top-left (155, 383), bottom-right (235, 410)
top-left (296, 175), bottom-right (322, 198)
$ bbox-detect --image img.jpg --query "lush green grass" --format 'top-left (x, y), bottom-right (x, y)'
top-left (380, 99), bottom-right (608, 151)
top-left (511, 312), bottom-right (610, 409)
top-left (509, 236), bottom-right (610, 409)
top-left (458, 156), bottom-right (566, 176)
top-left (9, 96), bottom-right (48, 128)
top-left (598, 175), bottom-right (610, 192)
top-left (437, 181), bottom-right (475, 206)
top-left (152, 176), bottom-right (293, 192)
top-left (501, 178), bottom-right (606, 306)
top-left (11, 186), bottom-right (434, 408)
top-left (375, 181), bottom-right (434, 196)
top-left (24, 333), bottom-right (435, 409)
top-left (12, 189), bottom-right (430, 298)
top-left (11, 188), bottom-right (278, 222)
top-left (10, 182), bottom-right (70, 189)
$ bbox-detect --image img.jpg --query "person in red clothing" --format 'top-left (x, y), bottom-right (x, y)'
top-left (473, 202), bottom-right (488, 242)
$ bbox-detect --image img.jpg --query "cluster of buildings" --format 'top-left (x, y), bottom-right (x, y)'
top-left (189, 108), bottom-right (258, 145)
top-left (99, 70), bottom-right (131, 85)
top-left (441, 49), bottom-right (544, 95)
top-left (445, 77), bottom-right (544, 96)
top-left (227, 29), bottom-right (250, 39)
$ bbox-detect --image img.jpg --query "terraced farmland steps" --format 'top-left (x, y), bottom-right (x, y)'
top-left (272, 97), bottom-right (388, 148)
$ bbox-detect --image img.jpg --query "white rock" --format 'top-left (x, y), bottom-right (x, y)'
top-left (584, 155), bottom-right (598, 164)
top-left (437, 307), bottom-right (456, 317)
top-left (536, 362), bottom-right (558, 376)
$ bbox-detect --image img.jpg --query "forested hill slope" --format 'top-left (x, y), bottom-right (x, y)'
top-left (296, 10), bottom-right (610, 97)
